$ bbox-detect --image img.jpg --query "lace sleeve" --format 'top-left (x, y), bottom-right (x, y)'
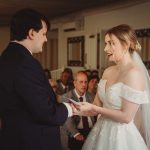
top-left (120, 84), bottom-right (149, 104)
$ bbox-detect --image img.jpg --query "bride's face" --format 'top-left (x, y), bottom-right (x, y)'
top-left (104, 34), bottom-right (127, 63)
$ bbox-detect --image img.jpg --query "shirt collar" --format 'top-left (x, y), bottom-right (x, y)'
top-left (60, 82), bottom-right (68, 89)
top-left (74, 89), bottom-right (86, 99)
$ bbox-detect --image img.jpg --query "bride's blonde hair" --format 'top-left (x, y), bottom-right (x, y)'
top-left (105, 24), bottom-right (141, 53)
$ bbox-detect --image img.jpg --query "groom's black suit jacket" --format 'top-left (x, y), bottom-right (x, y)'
top-left (0, 42), bottom-right (68, 150)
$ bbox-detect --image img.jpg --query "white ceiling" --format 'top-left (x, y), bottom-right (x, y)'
top-left (0, 0), bottom-right (149, 25)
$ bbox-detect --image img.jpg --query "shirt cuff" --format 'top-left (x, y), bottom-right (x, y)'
top-left (74, 132), bottom-right (80, 138)
top-left (63, 102), bottom-right (73, 117)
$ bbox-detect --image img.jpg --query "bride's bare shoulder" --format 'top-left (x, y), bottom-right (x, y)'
top-left (102, 65), bottom-right (116, 79)
top-left (126, 64), bottom-right (143, 79)
top-left (124, 65), bottom-right (145, 90)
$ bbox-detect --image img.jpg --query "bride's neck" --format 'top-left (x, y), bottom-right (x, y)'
top-left (116, 53), bottom-right (133, 71)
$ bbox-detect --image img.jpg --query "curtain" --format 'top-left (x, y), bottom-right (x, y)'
top-left (33, 39), bottom-right (58, 70)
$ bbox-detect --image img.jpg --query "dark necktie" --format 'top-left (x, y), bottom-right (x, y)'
top-left (79, 97), bottom-right (89, 129)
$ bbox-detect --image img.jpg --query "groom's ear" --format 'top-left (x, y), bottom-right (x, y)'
top-left (28, 28), bottom-right (36, 40)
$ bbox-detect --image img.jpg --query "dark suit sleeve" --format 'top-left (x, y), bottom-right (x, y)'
top-left (14, 57), bottom-right (68, 126)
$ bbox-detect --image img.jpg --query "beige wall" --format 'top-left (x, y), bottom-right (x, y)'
top-left (56, 1), bottom-right (150, 74)
top-left (85, 2), bottom-right (150, 72)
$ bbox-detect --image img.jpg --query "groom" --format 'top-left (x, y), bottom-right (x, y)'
top-left (0, 8), bottom-right (72, 150)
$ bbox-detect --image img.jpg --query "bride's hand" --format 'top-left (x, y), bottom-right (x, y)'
top-left (70, 103), bottom-right (85, 116)
top-left (70, 103), bottom-right (80, 115)
top-left (74, 102), bottom-right (98, 116)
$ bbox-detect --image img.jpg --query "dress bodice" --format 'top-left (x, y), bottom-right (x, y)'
top-left (98, 79), bottom-right (149, 109)
top-left (82, 79), bottom-right (149, 150)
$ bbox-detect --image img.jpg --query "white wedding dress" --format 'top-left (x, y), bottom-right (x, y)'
top-left (82, 79), bottom-right (148, 150)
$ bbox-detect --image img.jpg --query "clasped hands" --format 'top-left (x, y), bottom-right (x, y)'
top-left (70, 101), bottom-right (98, 116)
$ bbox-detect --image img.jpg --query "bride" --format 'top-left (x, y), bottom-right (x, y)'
top-left (73, 24), bottom-right (150, 150)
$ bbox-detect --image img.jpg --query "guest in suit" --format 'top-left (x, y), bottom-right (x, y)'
top-left (0, 8), bottom-right (72, 150)
top-left (61, 71), bottom-right (96, 150)
top-left (56, 68), bottom-right (74, 95)
top-left (63, 67), bottom-right (74, 87)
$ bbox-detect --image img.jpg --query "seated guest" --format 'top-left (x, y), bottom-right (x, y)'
top-left (56, 68), bottom-right (74, 95)
top-left (49, 79), bottom-right (57, 93)
top-left (91, 69), bottom-right (99, 77)
top-left (87, 75), bottom-right (100, 98)
top-left (85, 69), bottom-right (92, 77)
top-left (44, 68), bottom-right (55, 89)
top-left (60, 71), bottom-right (96, 150)
top-left (63, 67), bottom-right (74, 87)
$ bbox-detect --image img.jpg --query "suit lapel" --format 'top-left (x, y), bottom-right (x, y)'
top-left (70, 90), bottom-right (79, 102)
